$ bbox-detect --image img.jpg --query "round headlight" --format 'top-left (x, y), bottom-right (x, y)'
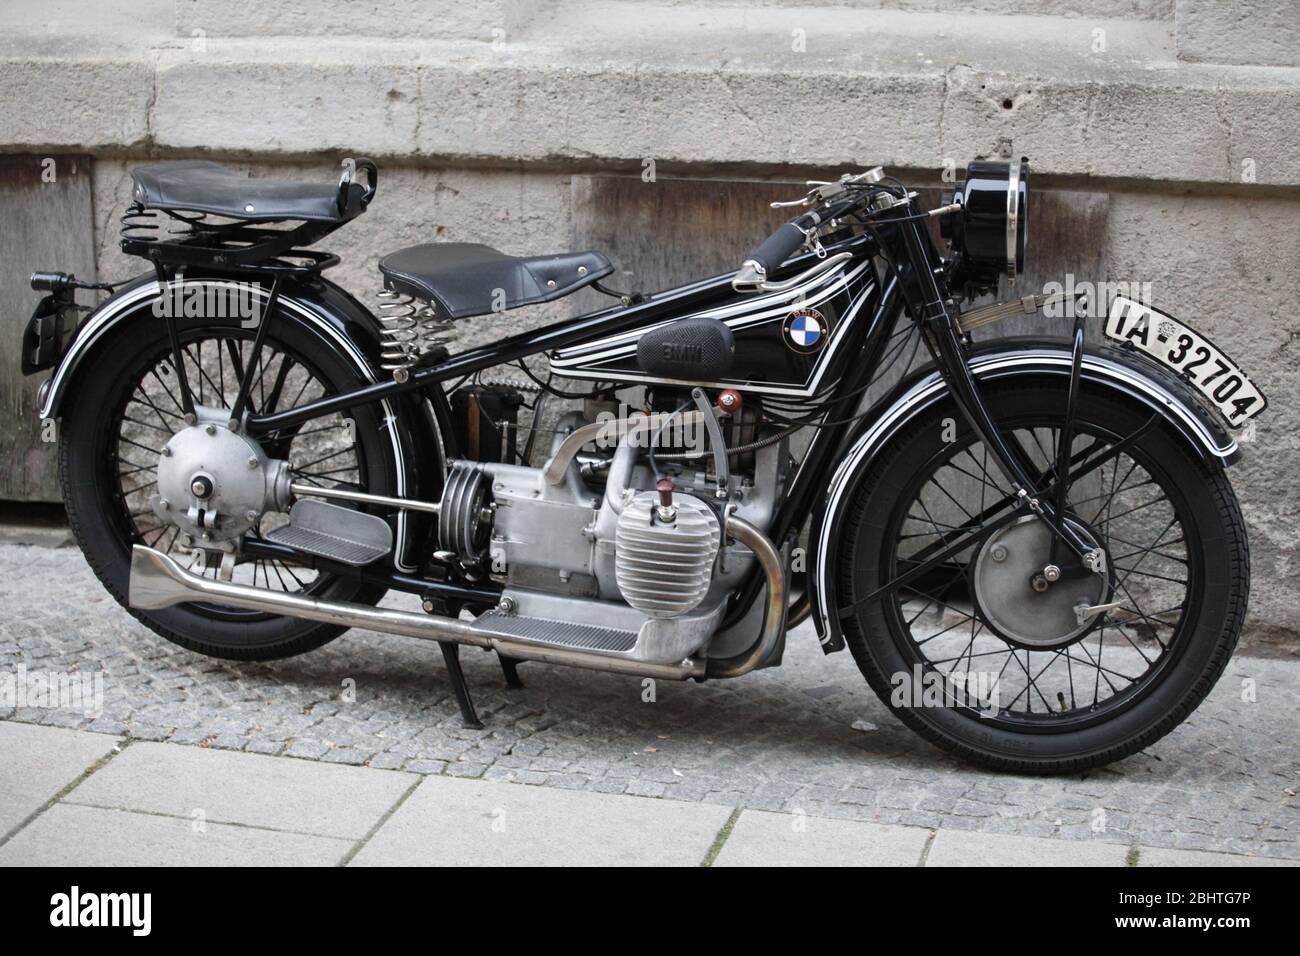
top-left (947, 158), bottom-right (1030, 285)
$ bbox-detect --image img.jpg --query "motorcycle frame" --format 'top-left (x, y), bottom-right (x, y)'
top-left (130, 192), bottom-right (1095, 643)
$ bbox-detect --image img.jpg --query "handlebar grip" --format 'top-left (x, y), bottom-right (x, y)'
top-left (745, 222), bottom-right (808, 276)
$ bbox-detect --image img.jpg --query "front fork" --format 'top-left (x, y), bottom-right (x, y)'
top-left (897, 217), bottom-right (1095, 575)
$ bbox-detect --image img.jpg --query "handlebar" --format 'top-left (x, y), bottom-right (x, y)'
top-left (733, 168), bottom-right (913, 292)
top-left (733, 195), bottom-right (864, 292)
top-left (746, 222), bottom-right (809, 277)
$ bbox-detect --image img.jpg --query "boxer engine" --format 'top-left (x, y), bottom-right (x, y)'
top-left (132, 388), bottom-right (784, 666)
top-left (434, 406), bottom-right (788, 663)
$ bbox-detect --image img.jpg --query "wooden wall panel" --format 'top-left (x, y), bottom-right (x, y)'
top-left (569, 175), bottom-right (795, 315)
top-left (0, 155), bottom-right (96, 502)
top-left (571, 175), bottom-right (1109, 398)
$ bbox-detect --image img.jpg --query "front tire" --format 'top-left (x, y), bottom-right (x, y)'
top-left (836, 378), bottom-right (1249, 773)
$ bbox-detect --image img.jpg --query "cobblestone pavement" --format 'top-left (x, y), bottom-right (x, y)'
top-left (1, 543), bottom-right (1296, 860)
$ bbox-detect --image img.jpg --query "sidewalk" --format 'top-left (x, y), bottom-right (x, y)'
top-left (2, 543), bottom-right (1298, 863)
top-left (0, 722), bottom-right (1289, 867)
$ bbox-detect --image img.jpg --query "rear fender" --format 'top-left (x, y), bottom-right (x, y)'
top-left (38, 272), bottom-right (443, 573)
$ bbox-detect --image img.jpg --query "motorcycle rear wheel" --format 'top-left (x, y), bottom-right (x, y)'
top-left (58, 302), bottom-right (397, 661)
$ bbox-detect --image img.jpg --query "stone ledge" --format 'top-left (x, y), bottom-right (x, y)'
top-left (1, 3), bottom-right (1297, 187)
top-left (1176, 0), bottom-right (1298, 68)
top-left (175, 0), bottom-right (1179, 40)
top-left (176, 0), bottom-right (542, 41)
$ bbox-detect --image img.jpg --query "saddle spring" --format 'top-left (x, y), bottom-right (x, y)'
top-left (120, 201), bottom-right (212, 244)
top-left (376, 288), bottom-right (455, 375)
top-left (119, 202), bottom-right (162, 243)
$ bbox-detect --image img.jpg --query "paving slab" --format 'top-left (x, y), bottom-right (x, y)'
top-left (350, 775), bottom-right (732, 866)
top-left (0, 522), bottom-right (73, 548)
top-left (0, 802), bottom-right (350, 866)
top-left (714, 808), bottom-right (929, 866)
top-left (1136, 847), bottom-right (1294, 867)
top-left (67, 740), bottom-right (415, 840)
top-left (928, 828), bottom-right (1130, 866)
top-left (0, 722), bottom-right (118, 836)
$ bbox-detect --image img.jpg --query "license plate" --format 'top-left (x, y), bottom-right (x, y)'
top-left (1105, 297), bottom-right (1267, 426)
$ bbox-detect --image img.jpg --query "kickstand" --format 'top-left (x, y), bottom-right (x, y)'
top-left (438, 642), bottom-right (483, 730)
top-left (498, 655), bottom-right (525, 690)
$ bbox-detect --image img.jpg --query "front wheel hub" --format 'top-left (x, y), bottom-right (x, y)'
top-left (973, 515), bottom-right (1109, 649)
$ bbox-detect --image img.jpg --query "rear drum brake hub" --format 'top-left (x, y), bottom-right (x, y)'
top-left (151, 405), bottom-right (292, 543)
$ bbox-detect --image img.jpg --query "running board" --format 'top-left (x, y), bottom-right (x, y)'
top-left (263, 499), bottom-right (392, 566)
top-left (127, 545), bottom-right (704, 681)
top-left (473, 608), bottom-right (638, 653)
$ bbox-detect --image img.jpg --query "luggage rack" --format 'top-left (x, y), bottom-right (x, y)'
top-left (120, 203), bottom-right (344, 275)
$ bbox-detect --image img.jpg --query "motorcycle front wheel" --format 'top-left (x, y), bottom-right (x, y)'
top-left (836, 377), bottom-right (1249, 773)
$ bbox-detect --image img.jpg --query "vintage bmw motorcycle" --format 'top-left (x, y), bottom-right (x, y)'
top-left (22, 157), bottom-right (1265, 771)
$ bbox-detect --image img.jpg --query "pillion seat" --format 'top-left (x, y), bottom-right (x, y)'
top-left (129, 160), bottom-right (366, 223)
top-left (378, 242), bottom-right (614, 320)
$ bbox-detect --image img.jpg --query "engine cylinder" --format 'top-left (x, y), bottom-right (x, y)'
top-left (615, 491), bottom-right (720, 618)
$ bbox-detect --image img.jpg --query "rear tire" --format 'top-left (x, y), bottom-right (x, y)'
top-left (836, 379), bottom-right (1249, 773)
top-left (59, 294), bottom-right (398, 661)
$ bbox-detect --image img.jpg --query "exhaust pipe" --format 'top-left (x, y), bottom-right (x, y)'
top-left (130, 547), bottom-right (717, 680)
top-left (128, 516), bottom-right (785, 682)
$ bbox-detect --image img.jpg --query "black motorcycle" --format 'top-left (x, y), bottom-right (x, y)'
top-left (22, 157), bottom-right (1264, 771)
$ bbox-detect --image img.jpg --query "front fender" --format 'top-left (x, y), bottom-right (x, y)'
top-left (37, 273), bottom-right (442, 573)
top-left (807, 340), bottom-right (1238, 652)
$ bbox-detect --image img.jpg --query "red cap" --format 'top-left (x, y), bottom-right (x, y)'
top-left (655, 478), bottom-right (674, 508)
top-left (718, 389), bottom-right (743, 414)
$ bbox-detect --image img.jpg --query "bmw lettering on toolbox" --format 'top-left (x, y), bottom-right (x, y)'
top-left (1105, 296), bottom-right (1267, 425)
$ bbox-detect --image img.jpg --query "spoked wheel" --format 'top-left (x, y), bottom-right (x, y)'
top-left (120, 333), bottom-right (360, 590)
top-left (60, 302), bottom-right (398, 660)
top-left (837, 378), bottom-right (1249, 772)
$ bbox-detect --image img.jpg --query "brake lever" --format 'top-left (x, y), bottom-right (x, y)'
top-left (732, 251), bottom-right (852, 293)
top-left (770, 164), bottom-right (887, 210)
top-left (770, 178), bottom-right (849, 210)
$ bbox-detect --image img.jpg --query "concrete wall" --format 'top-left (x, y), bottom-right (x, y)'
top-left (2, 0), bottom-right (1298, 640)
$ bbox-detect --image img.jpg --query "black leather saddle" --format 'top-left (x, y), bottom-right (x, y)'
top-left (378, 243), bottom-right (614, 320)
top-left (129, 160), bottom-right (363, 223)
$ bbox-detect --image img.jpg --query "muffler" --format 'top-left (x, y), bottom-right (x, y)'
top-left (129, 545), bottom-right (705, 679)
top-left (128, 516), bottom-right (785, 682)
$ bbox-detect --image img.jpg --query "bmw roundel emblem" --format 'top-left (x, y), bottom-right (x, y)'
top-left (782, 308), bottom-right (830, 354)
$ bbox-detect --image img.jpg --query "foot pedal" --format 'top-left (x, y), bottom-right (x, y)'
top-left (264, 498), bottom-right (392, 566)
